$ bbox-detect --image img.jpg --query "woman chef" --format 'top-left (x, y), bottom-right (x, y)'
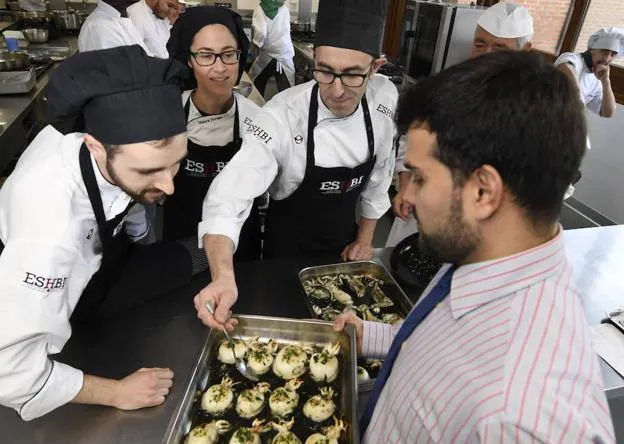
top-left (556, 27), bottom-right (624, 118)
top-left (196, 0), bottom-right (397, 330)
top-left (164, 6), bottom-right (262, 261)
top-left (249, 0), bottom-right (296, 98)
top-left (0, 46), bottom-right (207, 420)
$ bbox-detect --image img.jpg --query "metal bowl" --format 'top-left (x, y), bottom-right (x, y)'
top-left (22, 28), bottom-right (49, 43)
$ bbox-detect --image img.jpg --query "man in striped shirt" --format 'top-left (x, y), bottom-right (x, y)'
top-left (335, 51), bottom-right (616, 443)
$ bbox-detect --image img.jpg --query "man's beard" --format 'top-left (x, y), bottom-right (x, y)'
top-left (106, 159), bottom-right (166, 205)
top-left (416, 191), bottom-right (480, 265)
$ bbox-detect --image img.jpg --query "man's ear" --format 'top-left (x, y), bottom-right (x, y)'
top-left (522, 41), bottom-right (533, 51)
top-left (83, 133), bottom-right (107, 161)
top-left (371, 55), bottom-right (388, 73)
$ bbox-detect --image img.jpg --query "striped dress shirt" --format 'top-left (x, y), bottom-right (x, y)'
top-left (362, 231), bottom-right (615, 443)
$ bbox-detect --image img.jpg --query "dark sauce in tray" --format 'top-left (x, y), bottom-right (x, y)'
top-left (184, 343), bottom-right (349, 444)
top-left (307, 275), bottom-right (407, 323)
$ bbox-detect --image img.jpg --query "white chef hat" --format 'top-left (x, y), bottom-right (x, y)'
top-left (477, 3), bottom-right (534, 39)
top-left (588, 27), bottom-right (624, 56)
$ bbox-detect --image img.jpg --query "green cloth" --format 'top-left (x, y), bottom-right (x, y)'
top-left (260, 0), bottom-right (284, 20)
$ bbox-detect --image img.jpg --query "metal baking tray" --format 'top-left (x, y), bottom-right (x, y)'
top-left (298, 259), bottom-right (413, 392)
top-left (163, 315), bottom-right (359, 444)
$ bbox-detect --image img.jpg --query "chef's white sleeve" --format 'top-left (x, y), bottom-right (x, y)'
top-left (0, 239), bottom-right (84, 421)
top-left (252, 7), bottom-right (267, 48)
top-left (198, 108), bottom-right (286, 249)
top-left (395, 134), bottom-right (408, 175)
top-left (359, 130), bottom-right (395, 220)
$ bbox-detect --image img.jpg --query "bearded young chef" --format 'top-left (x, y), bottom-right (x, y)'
top-left (249, 0), bottom-right (296, 98)
top-left (195, 0), bottom-right (397, 330)
top-left (386, 2), bottom-right (535, 247)
top-left (0, 46), bottom-right (210, 420)
top-left (163, 6), bottom-right (262, 261)
top-left (556, 27), bottom-right (624, 119)
top-left (78, 0), bottom-right (148, 53)
top-left (127, 0), bottom-right (179, 59)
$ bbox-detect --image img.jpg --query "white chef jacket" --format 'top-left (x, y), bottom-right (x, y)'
top-left (78, 0), bottom-right (149, 55)
top-left (249, 5), bottom-right (296, 87)
top-left (182, 90), bottom-right (260, 147)
top-left (555, 52), bottom-right (603, 115)
top-left (0, 126), bottom-right (146, 421)
top-left (199, 75), bottom-right (398, 248)
top-left (127, 0), bottom-right (170, 59)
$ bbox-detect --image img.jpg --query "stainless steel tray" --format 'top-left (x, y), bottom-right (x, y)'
top-left (298, 259), bottom-right (413, 392)
top-left (163, 315), bottom-right (359, 444)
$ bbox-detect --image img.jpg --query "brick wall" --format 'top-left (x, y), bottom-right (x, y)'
top-left (574, 0), bottom-right (624, 67)
top-left (457, 0), bottom-right (573, 53)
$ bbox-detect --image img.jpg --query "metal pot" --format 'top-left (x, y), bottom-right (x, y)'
top-left (7, 0), bottom-right (22, 11)
top-left (51, 9), bottom-right (81, 31)
top-left (0, 51), bottom-right (31, 71)
top-left (12, 10), bottom-right (50, 27)
top-left (22, 28), bottom-right (49, 43)
top-left (291, 20), bottom-right (311, 33)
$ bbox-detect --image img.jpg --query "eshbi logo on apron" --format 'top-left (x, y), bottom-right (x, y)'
top-left (163, 95), bottom-right (262, 261)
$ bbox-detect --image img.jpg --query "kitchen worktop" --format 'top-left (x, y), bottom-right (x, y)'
top-left (0, 226), bottom-right (622, 442)
top-left (0, 36), bottom-right (78, 174)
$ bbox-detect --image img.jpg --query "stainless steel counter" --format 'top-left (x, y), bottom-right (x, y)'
top-left (0, 226), bottom-right (622, 442)
top-left (0, 36), bottom-right (78, 174)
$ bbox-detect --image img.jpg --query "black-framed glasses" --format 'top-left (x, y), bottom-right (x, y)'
top-left (311, 65), bottom-right (372, 87)
top-left (190, 49), bottom-right (241, 66)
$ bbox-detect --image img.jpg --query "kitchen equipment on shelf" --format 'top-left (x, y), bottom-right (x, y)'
top-left (0, 50), bottom-right (30, 71)
top-left (0, 66), bottom-right (36, 94)
top-left (50, 9), bottom-right (84, 32)
top-left (22, 28), bottom-right (48, 43)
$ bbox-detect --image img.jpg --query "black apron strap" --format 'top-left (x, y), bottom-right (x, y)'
top-left (233, 98), bottom-right (240, 140)
top-left (79, 144), bottom-right (108, 245)
top-left (306, 83), bottom-right (320, 177)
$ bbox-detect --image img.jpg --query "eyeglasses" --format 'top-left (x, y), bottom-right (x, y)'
top-left (190, 49), bottom-right (241, 66)
top-left (311, 65), bottom-right (372, 87)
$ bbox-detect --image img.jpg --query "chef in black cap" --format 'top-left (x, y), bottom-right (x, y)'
top-left (0, 45), bottom-right (206, 420)
top-left (195, 0), bottom-right (397, 330)
top-left (163, 6), bottom-right (262, 261)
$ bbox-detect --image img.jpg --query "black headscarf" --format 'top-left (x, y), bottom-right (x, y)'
top-left (167, 6), bottom-right (249, 90)
top-left (46, 45), bottom-right (188, 145)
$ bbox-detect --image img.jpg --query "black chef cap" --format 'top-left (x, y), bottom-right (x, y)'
top-left (315, 0), bottom-right (389, 58)
top-left (46, 45), bottom-right (187, 145)
top-left (167, 6), bottom-right (249, 90)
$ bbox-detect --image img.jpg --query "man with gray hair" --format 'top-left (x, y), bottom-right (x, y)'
top-left (471, 2), bottom-right (533, 57)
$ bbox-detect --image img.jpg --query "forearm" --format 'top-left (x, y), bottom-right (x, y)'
top-left (600, 81), bottom-right (616, 117)
top-left (72, 374), bottom-right (118, 407)
top-left (356, 217), bottom-right (378, 244)
top-left (203, 234), bottom-right (235, 280)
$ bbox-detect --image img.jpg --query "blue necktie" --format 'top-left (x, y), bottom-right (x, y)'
top-left (359, 265), bottom-right (457, 436)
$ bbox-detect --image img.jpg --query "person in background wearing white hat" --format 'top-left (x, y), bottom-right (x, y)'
top-left (556, 27), bottom-right (624, 118)
top-left (386, 2), bottom-right (535, 248)
top-left (471, 2), bottom-right (533, 57)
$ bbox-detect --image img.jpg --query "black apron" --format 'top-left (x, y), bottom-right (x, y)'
top-left (263, 83), bottom-right (377, 258)
top-left (163, 95), bottom-right (261, 261)
top-left (72, 144), bottom-right (134, 317)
